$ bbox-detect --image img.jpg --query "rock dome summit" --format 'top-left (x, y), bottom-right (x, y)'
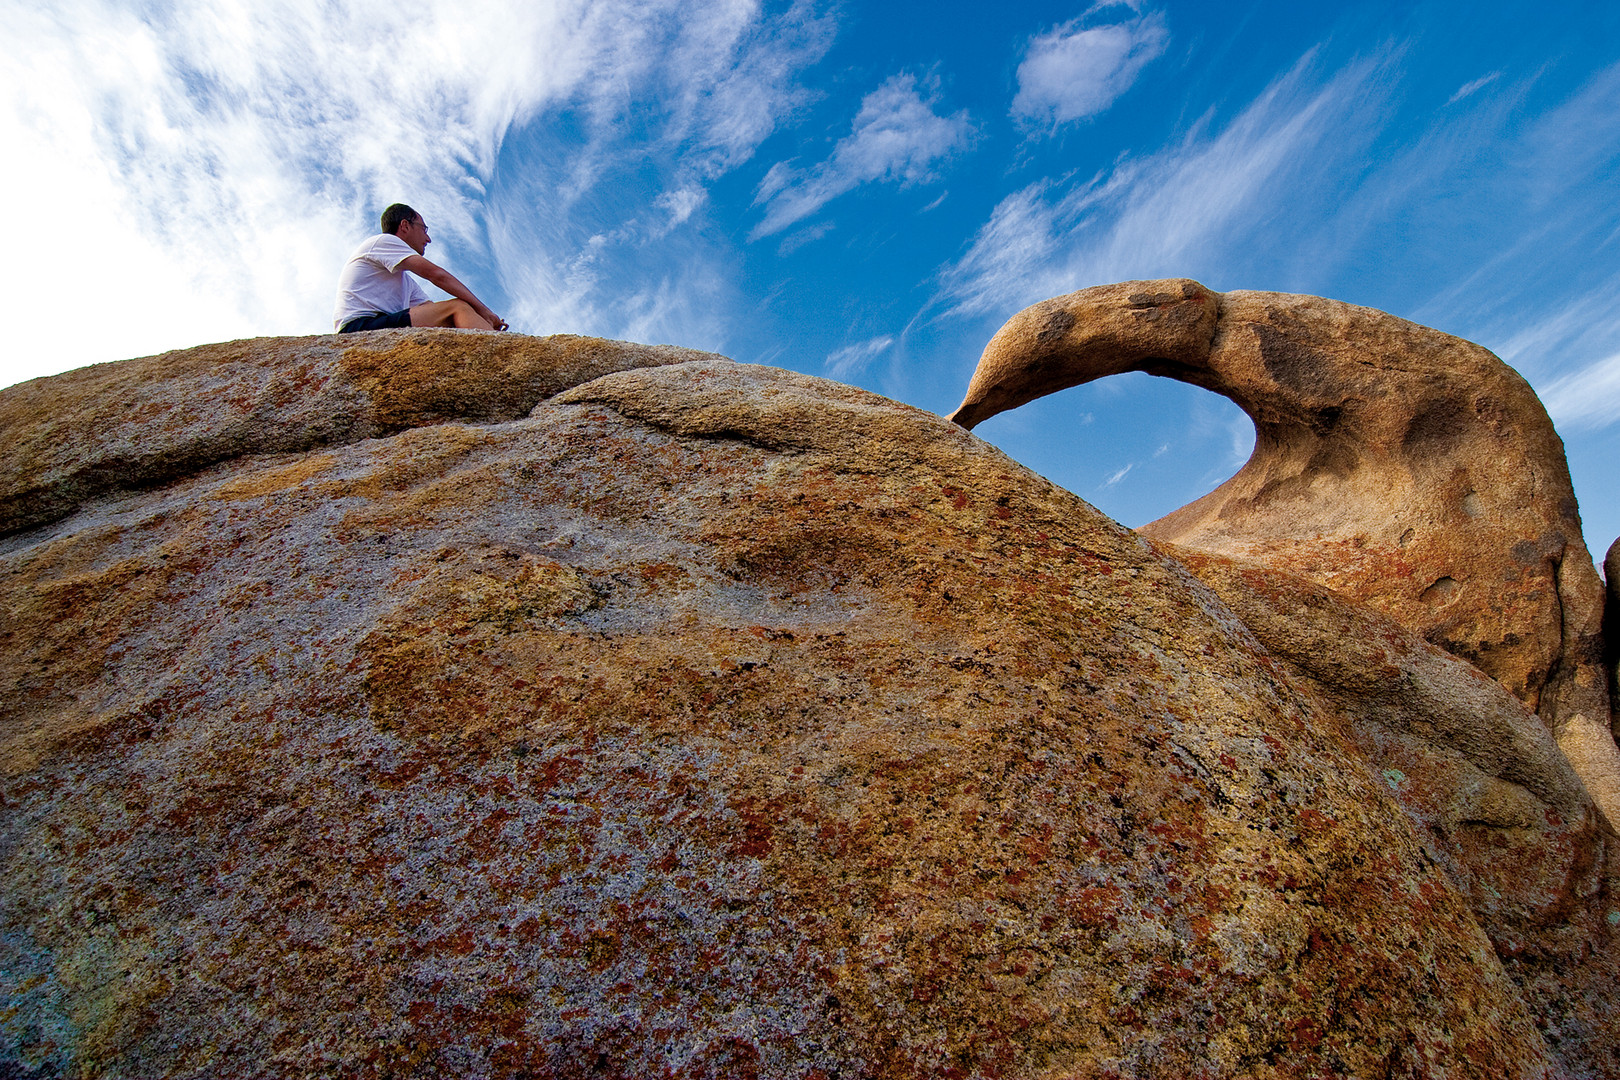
top-left (3, 285), bottom-right (1618, 1079)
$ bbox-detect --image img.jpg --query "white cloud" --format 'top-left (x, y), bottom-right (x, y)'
top-left (775, 221), bottom-right (836, 256)
top-left (1102, 462), bottom-right (1133, 487)
top-left (0, 0), bottom-right (832, 387)
top-left (751, 74), bottom-right (973, 240)
top-left (670, 0), bottom-right (836, 176)
top-left (1540, 353), bottom-right (1620, 432)
top-left (1226, 413), bottom-right (1256, 468)
top-left (938, 51), bottom-right (1384, 317)
top-left (755, 162), bottom-right (797, 204)
top-left (1354, 61), bottom-right (1620, 384)
top-left (1487, 271), bottom-right (1620, 384)
top-left (824, 335), bottom-right (894, 380)
top-left (1447, 71), bottom-right (1501, 106)
top-left (1519, 59), bottom-right (1620, 207)
top-left (1012, 11), bottom-right (1168, 129)
top-left (654, 187), bottom-right (708, 234)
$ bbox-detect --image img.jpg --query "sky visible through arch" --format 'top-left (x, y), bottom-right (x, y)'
top-left (4, 0), bottom-right (1618, 561)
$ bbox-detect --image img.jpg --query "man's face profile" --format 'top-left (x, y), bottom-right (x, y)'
top-left (399, 216), bottom-right (430, 255)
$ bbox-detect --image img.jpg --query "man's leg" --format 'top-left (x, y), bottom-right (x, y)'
top-left (408, 300), bottom-right (495, 330)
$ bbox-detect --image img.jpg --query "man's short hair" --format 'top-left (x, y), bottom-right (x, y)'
top-left (381, 204), bottom-right (421, 235)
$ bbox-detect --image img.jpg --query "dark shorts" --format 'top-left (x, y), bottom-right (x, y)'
top-left (338, 309), bottom-right (413, 333)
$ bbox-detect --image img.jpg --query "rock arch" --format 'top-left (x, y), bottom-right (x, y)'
top-left (951, 279), bottom-right (1617, 815)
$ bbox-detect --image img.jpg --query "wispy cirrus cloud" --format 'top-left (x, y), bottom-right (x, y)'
top-left (1517, 59), bottom-right (1620, 209)
top-left (486, 0), bottom-right (836, 346)
top-left (1012, 9), bottom-right (1168, 130)
top-left (0, 0), bottom-right (834, 383)
top-left (1447, 71), bottom-right (1501, 106)
top-left (1404, 60), bottom-right (1620, 398)
top-left (1101, 462), bottom-right (1134, 488)
top-left (937, 50), bottom-right (1388, 317)
top-left (751, 74), bottom-right (973, 241)
top-left (824, 335), bottom-right (894, 381)
top-left (1485, 272), bottom-right (1620, 438)
top-left (1486, 270), bottom-right (1620, 379)
top-left (1540, 353), bottom-right (1620, 432)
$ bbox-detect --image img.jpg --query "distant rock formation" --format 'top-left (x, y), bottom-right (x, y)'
top-left (2, 329), bottom-right (1616, 1078)
top-left (951, 280), bottom-right (1618, 826)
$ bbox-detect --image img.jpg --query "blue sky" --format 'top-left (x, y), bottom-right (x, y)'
top-left (4, 0), bottom-right (1618, 563)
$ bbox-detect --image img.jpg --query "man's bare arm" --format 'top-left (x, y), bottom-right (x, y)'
top-left (398, 254), bottom-right (506, 329)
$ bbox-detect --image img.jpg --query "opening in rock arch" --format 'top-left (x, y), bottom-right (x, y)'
top-left (963, 370), bottom-right (1255, 529)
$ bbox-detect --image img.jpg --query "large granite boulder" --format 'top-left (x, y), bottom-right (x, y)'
top-left (2, 330), bottom-right (1617, 1078)
top-left (950, 281), bottom-right (1618, 824)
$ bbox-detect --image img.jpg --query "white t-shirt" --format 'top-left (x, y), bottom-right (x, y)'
top-left (332, 233), bottom-right (430, 330)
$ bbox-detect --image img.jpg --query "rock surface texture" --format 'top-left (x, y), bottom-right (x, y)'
top-left (952, 280), bottom-right (1618, 826)
top-left (1607, 537), bottom-right (1619, 731)
top-left (0, 330), bottom-right (711, 539)
top-left (3, 329), bottom-right (1618, 1078)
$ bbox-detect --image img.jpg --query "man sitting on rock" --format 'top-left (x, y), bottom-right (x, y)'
top-left (333, 203), bottom-right (508, 333)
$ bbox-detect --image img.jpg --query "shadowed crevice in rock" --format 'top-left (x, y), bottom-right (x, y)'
top-left (950, 279), bottom-right (1616, 824)
top-left (0, 330), bottom-right (717, 539)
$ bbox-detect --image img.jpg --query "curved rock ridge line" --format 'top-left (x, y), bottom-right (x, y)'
top-left (0, 329), bottom-right (717, 538)
top-left (951, 281), bottom-right (1613, 776)
top-left (4, 356), bottom-right (1617, 1077)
